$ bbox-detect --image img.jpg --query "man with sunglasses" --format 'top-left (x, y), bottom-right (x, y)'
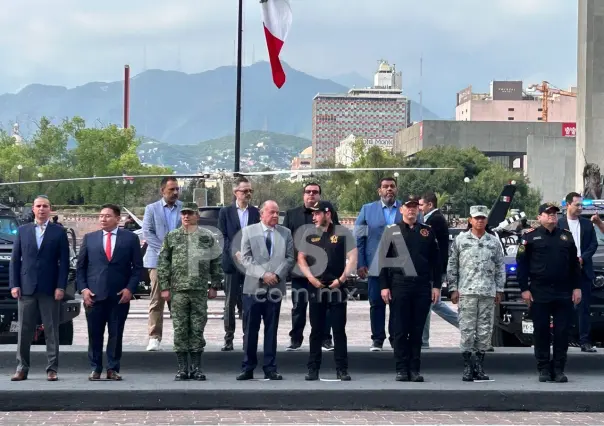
top-left (218, 177), bottom-right (260, 351)
top-left (517, 203), bottom-right (582, 383)
top-left (283, 182), bottom-right (339, 352)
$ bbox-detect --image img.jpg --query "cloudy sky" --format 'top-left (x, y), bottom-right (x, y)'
top-left (1, 0), bottom-right (577, 117)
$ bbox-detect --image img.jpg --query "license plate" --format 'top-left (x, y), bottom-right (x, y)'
top-left (522, 321), bottom-right (533, 334)
top-left (9, 321), bottom-right (19, 333)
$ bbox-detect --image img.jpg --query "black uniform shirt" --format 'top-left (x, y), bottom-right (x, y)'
top-left (301, 223), bottom-right (355, 284)
top-left (378, 221), bottom-right (442, 290)
top-left (516, 226), bottom-right (581, 301)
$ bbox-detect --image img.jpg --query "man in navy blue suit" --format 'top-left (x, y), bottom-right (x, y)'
top-left (558, 192), bottom-right (598, 352)
top-left (218, 177), bottom-right (260, 351)
top-left (77, 204), bottom-right (143, 380)
top-left (9, 195), bottom-right (70, 382)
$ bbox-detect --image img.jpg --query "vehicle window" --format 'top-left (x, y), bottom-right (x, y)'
top-left (0, 216), bottom-right (18, 235)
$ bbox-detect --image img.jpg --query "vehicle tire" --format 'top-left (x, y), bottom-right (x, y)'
top-left (59, 321), bottom-right (74, 345)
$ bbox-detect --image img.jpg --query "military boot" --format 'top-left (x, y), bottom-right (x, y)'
top-left (473, 351), bottom-right (490, 381)
top-left (190, 352), bottom-right (206, 381)
top-left (175, 352), bottom-right (189, 381)
top-left (462, 351), bottom-right (474, 382)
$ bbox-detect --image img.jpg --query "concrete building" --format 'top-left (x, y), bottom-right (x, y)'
top-left (289, 146), bottom-right (313, 182)
top-left (335, 134), bottom-right (393, 166)
top-left (456, 81), bottom-right (577, 123)
top-left (311, 60), bottom-right (411, 165)
top-left (576, 0), bottom-right (604, 192)
top-left (393, 120), bottom-right (578, 202)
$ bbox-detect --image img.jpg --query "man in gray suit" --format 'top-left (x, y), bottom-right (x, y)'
top-left (236, 200), bottom-right (294, 381)
top-left (143, 177), bottom-right (183, 351)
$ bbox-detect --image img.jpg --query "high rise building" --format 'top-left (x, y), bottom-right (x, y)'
top-left (311, 60), bottom-right (410, 165)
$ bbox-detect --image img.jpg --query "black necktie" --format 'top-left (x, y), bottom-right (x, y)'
top-left (265, 229), bottom-right (272, 255)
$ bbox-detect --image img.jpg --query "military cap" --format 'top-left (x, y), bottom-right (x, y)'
top-left (309, 201), bottom-right (332, 213)
top-left (180, 202), bottom-right (199, 213)
top-left (470, 205), bottom-right (489, 218)
top-left (538, 202), bottom-right (560, 215)
top-left (403, 195), bottom-right (420, 206)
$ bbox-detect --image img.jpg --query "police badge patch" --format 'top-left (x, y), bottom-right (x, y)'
top-left (561, 234), bottom-right (568, 241)
top-left (330, 235), bottom-right (338, 244)
top-left (518, 244), bottom-right (526, 253)
top-left (420, 229), bottom-right (429, 237)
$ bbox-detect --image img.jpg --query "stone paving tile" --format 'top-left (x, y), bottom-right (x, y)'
top-left (1, 411), bottom-right (604, 425)
top-left (72, 296), bottom-right (460, 349)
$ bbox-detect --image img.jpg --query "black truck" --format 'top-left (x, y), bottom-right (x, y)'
top-left (0, 207), bottom-right (81, 345)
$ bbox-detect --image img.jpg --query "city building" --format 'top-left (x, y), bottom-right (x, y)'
top-left (311, 60), bottom-right (411, 166)
top-left (456, 81), bottom-right (577, 123)
top-left (335, 134), bottom-right (393, 166)
top-left (289, 146), bottom-right (313, 182)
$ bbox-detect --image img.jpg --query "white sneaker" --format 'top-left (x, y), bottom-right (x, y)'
top-left (146, 338), bottom-right (161, 351)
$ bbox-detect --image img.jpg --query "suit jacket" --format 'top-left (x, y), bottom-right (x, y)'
top-left (354, 200), bottom-right (402, 276)
top-left (142, 199), bottom-right (183, 268)
top-left (9, 222), bottom-right (70, 296)
top-left (240, 222), bottom-right (294, 296)
top-left (76, 229), bottom-right (144, 302)
top-left (218, 203), bottom-right (260, 274)
top-left (425, 209), bottom-right (450, 272)
top-left (558, 216), bottom-right (598, 280)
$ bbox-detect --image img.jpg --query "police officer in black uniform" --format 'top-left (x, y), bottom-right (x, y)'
top-left (516, 203), bottom-right (582, 383)
top-left (298, 201), bottom-right (357, 381)
top-left (379, 195), bottom-right (441, 382)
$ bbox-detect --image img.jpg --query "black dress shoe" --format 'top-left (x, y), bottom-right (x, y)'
top-left (221, 342), bottom-right (234, 352)
top-left (305, 369), bottom-right (319, 381)
top-left (337, 369), bottom-right (351, 381)
top-left (581, 343), bottom-right (597, 353)
top-left (236, 371), bottom-right (254, 380)
top-left (552, 370), bottom-right (568, 383)
top-left (395, 371), bottom-right (409, 382)
top-left (538, 369), bottom-right (551, 382)
top-left (264, 371), bottom-right (283, 380)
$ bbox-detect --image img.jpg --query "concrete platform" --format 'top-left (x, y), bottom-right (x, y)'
top-left (1, 347), bottom-right (604, 412)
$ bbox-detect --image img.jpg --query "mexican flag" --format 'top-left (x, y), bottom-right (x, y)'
top-left (261, 0), bottom-right (292, 88)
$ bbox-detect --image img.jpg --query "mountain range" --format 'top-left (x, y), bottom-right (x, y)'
top-left (0, 61), bottom-right (440, 146)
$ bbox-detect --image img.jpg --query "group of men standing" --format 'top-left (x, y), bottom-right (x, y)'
top-left (6, 176), bottom-right (597, 383)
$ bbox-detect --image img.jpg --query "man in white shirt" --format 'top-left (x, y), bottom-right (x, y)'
top-left (558, 192), bottom-right (598, 352)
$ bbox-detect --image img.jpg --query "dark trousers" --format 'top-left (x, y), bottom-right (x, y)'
top-left (242, 294), bottom-right (281, 374)
top-left (391, 284), bottom-right (432, 373)
top-left (289, 278), bottom-right (332, 344)
top-left (85, 298), bottom-right (130, 373)
top-left (16, 293), bottom-right (61, 373)
top-left (532, 299), bottom-right (573, 372)
top-left (308, 291), bottom-right (348, 370)
top-left (578, 275), bottom-right (593, 345)
top-left (368, 276), bottom-right (393, 344)
top-left (224, 272), bottom-right (246, 343)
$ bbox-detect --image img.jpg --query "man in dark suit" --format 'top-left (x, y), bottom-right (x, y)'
top-left (218, 177), bottom-right (260, 351)
top-left (77, 204), bottom-right (143, 380)
top-left (9, 195), bottom-right (70, 381)
top-left (282, 182), bottom-right (339, 352)
top-left (558, 192), bottom-right (598, 352)
top-left (419, 192), bottom-right (459, 348)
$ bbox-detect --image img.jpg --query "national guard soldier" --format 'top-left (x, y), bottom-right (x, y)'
top-left (158, 202), bottom-right (223, 381)
top-left (516, 203), bottom-right (582, 383)
top-left (447, 205), bottom-right (505, 382)
top-left (298, 201), bottom-right (357, 381)
top-left (379, 195), bottom-right (441, 382)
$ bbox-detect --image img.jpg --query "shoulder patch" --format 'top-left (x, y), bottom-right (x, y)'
top-left (517, 244), bottom-right (526, 253)
top-left (524, 227), bottom-right (535, 233)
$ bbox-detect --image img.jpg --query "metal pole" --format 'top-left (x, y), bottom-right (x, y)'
top-left (465, 184), bottom-right (468, 217)
top-left (124, 65), bottom-right (130, 129)
top-left (234, 0), bottom-right (243, 172)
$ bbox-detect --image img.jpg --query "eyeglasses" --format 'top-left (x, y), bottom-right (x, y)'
top-left (304, 190), bottom-right (320, 195)
top-left (237, 189), bottom-right (254, 194)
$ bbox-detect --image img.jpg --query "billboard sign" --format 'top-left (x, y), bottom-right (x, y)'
top-left (457, 86), bottom-right (472, 106)
top-left (562, 122), bottom-right (577, 137)
top-left (491, 81), bottom-right (523, 101)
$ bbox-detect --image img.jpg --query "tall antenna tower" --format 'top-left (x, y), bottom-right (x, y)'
top-left (419, 55), bottom-right (424, 122)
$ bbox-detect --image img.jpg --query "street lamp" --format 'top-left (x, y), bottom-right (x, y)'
top-left (394, 172), bottom-right (399, 185)
top-left (354, 179), bottom-right (360, 211)
top-left (116, 176), bottom-right (134, 205)
top-left (37, 173), bottom-right (43, 193)
top-left (463, 177), bottom-right (470, 217)
top-left (17, 165), bottom-right (22, 201)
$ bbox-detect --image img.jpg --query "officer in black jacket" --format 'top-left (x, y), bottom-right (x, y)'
top-left (379, 195), bottom-right (441, 382)
top-left (282, 182), bottom-right (339, 351)
top-left (516, 202), bottom-right (582, 383)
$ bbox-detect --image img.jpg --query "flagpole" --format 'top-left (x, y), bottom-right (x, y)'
top-left (234, 0), bottom-right (243, 173)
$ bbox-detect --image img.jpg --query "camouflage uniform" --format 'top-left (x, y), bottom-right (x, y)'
top-left (158, 202), bottom-right (223, 380)
top-left (447, 205), bottom-right (505, 381)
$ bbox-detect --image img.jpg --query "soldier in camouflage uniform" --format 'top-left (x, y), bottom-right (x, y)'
top-left (447, 205), bottom-right (505, 382)
top-left (158, 202), bottom-right (223, 381)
